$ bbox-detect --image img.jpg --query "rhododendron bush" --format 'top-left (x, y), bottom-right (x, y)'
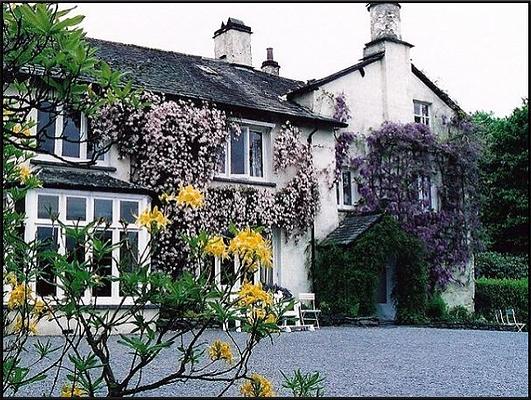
top-left (92, 100), bottom-right (320, 272)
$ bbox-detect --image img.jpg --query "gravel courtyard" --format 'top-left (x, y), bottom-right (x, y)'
top-left (12, 326), bottom-right (528, 397)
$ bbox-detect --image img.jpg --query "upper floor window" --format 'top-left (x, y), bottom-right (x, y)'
top-left (413, 101), bottom-right (430, 126)
top-left (336, 169), bottom-right (359, 209)
top-left (36, 104), bottom-right (105, 162)
top-left (216, 124), bottom-right (269, 180)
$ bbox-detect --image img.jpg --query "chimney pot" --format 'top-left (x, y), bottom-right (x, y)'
top-left (261, 47), bottom-right (280, 76)
top-left (367, 2), bottom-right (402, 41)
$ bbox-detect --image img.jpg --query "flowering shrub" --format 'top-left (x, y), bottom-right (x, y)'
top-left (350, 121), bottom-right (480, 288)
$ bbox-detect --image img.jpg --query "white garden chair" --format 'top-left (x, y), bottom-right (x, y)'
top-left (298, 293), bottom-right (321, 329)
top-left (504, 308), bottom-right (526, 332)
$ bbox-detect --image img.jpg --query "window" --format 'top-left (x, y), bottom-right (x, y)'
top-left (66, 197), bottom-right (86, 221)
top-left (414, 101), bottom-right (430, 126)
top-left (35, 105), bottom-right (107, 162)
top-left (27, 190), bottom-right (149, 303)
top-left (336, 170), bottom-right (359, 208)
top-left (217, 124), bottom-right (269, 180)
top-left (38, 194), bottom-right (59, 219)
top-left (417, 176), bottom-right (439, 211)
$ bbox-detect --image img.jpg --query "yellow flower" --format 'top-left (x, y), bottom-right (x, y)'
top-left (150, 206), bottom-right (169, 228)
top-left (18, 165), bottom-right (32, 184)
top-left (204, 236), bottom-right (227, 259)
top-left (228, 228), bottom-right (273, 269)
top-left (22, 127), bottom-right (31, 137)
top-left (8, 283), bottom-right (33, 310)
top-left (60, 384), bottom-right (87, 398)
top-left (240, 373), bottom-right (275, 397)
top-left (135, 206), bottom-right (169, 231)
top-left (176, 185), bottom-right (204, 208)
top-left (208, 339), bottom-right (234, 364)
top-left (12, 315), bottom-right (38, 335)
top-left (4, 271), bottom-right (17, 286)
top-left (159, 192), bottom-right (177, 203)
top-left (32, 298), bottom-right (47, 317)
top-left (12, 123), bottom-right (22, 134)
top-left (238, 282), bottom-right (273, 308)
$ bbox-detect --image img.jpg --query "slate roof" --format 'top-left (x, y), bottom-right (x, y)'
top-left (86, 38), bottom-right (345, 127)
top-left (31, 162), bottom-right (153, 196)
top-left (321, 213), bottom-right (383, 246)
top-left (411, 64), bottom-right (464, 114)
top-left (286, 51), bottom-right (385, 98)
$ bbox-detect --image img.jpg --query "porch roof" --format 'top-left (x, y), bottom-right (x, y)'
top-left (30, 161), bottom-right (153, 196)
top-left (322, 213), bottom-right (382, 246)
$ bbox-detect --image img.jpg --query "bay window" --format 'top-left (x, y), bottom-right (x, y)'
top-left (26, 189), bottom-right (150, 304)
top-left (216, 123), bottom-right (270, 180)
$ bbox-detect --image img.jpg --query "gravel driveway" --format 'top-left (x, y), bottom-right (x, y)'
top-left (10, 326), bottom-right (528, 397)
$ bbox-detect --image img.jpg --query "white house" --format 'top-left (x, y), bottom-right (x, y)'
top-left (20, 2), bottom-right (473, 332)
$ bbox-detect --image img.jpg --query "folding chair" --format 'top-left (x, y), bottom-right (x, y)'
top-left (298, 293), bottom-right (321, 329)
top-left (504, 308), bottom-right (526, 332)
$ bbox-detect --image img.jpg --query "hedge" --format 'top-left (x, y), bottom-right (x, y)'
top-left (475, 278), bottom-right (528, 325)
top-left (475, 251), bottom-right (528, 279)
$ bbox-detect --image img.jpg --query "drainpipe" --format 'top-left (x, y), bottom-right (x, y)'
top-left (307, 127), bottom-right (318, 290)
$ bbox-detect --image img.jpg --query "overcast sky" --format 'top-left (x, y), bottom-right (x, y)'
top-left (71, 2), bottom-right (528, 117)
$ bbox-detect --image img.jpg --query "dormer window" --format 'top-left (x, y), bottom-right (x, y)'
top-left (35, 104), bottom-right (106, 162)
top-left (413, 100), bottom-right (430, 126)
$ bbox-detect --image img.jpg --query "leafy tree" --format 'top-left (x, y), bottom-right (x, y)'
top-left (474, 100), bottom-right (529, 255)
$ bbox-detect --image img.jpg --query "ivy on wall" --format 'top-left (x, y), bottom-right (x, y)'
top-left (314, 215), bottom-right (428, 322)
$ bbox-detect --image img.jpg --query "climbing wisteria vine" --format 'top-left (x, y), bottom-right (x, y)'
top-left (332, 93), bottom-right (481, 288)
top-left (91, 97), bottom-right (319, 272)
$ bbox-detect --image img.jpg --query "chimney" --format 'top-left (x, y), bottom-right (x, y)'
top-left (213, 17), bottom-right (253, 66)
top-left (261, 48), bottom-right (280, 76)
top-left (367, 2), bottom-right (402, 41)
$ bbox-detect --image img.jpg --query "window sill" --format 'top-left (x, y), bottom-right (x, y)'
top-left (213, 176), bottom-right (276, 188)
top-left (30, 159), bottom-right (116, 172)
top-left (338, 206), bottom-right (356, 212)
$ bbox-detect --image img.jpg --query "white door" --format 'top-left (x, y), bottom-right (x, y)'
top-left (376, 260), bottom-right (397, 321)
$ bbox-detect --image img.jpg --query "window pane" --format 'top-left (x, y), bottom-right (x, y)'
top-left (36, 227), bottom-right (58, 296)
top-left (249, 130), bottom-right (263, 177)
top-left (94, 199), bottom-right (113, 222)
top-left (230, 129), bottom-right (245, 175)
top-left (422, 104), bottom-right (429, 116)
top-left (66, 235), bottom-right (85, 264)
top-left (336, 182), bottom-right (340, 205)
top-left (413, 101), bottom-right (421, 115)
top-left (220, 258), bottom-right (235, 285)
top-left (120, 201), bottom-right (138, 224)
top-left (66, 197), bottom-right (86, 221)
top-left (86, 119), bottom-right (105, 161)
top-left (216, 142), bottom-right (227, 173)
top-left (414, 116), bottom-right (421, 123)
top-left (342, 171), bottom-right (352, 206)
top-left (62, 108), bottom-right (81, 158)
top-left (119, 231), bottom-right (139, 296)
top-left (37, 102), bottom-right (56, 154)
top-left (92, 230), bottom-right (112, 297)
top-left (38, 195), bottom-right (59, 219)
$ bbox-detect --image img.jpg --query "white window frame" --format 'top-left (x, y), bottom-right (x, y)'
top-left (413, 100), bottom-right (431, 127)
top-left (31, 106), bottom-right (110, 166)
top-left (336, 169), bottom-right (359, 210)
top-left (216, 119), bottom-right (274, 182)
top-left (25, 188), bottom-right (150, 305)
